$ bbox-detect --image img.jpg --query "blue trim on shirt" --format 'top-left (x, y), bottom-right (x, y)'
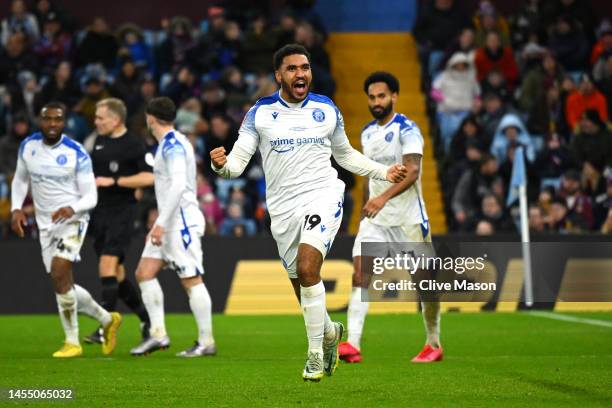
top-left (161, 131), bottom-right (186, 159)
top-left (19, 132), bottom-right (43, 158)
top-left (362, 119), bottom-right (377, 133)
top-left (60, 135), bottom-right (91, 172)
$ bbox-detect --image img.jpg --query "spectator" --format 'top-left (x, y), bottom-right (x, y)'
top-left (205, 113), bottom-right (237, 156)
top-left (110, 58), bottom-right (143, 110)
top-left (490, 113), bottom-right (535, 165)
top-left (241, 14), bottom-right (277, 74)
top-left (11, 70), bottom-right (40, 121)
top-left (75, 17), bottom-right (118, 69)
top-left (569, 109), bottom-right (612, 168)
top-left (0, 33), bottom-right (38, 86)
top-left (528, 205), bottom-right (548, 233)
top-left (163, 65), bottom-right (200, 105)
top-left (439, 27), bottom-right (476, 72)
top-left (477, 194), bottom-right (515, 232)
top-left (449, 115), bottom-right (485, 164)
top-left (593, 53), bottom-right (612, 118)
top-left (474, 31), bottom-right (519, 88)
top-left (451, 153), bottom-right (500, 230)
top-left (219, 202), bottom-right (256, 236)
top-left (0, 111), bottom-right (30, 177)
top-left (274, 11), bottom-right (297, 49)
top-left (475, 219), bottom-right (494, 235)
top-left (413, 0), bottom-right (470, 82)
top-left (590, 20), bottom-right (612, 66)
top-left (557, 169), bottom-right (594, 230)
top-left (201, 81), bottom-right (227, 119)
top-left (581, 159), bottom-right (608, 228)
top-left (73, 76), bottom-right (110, 128)
top-left (508, 0), bottom-right (556, 50)
top-left (127, 75), bottom-right (158, 143)
top-left (197, 172), bottom-right (223, 234)
top-left (546, 197), bottom-right (572, 233)
top-left (519, 52), bottom-right (566, 134)
top-left (116, 24), bottom-right (154, 74)
top-left (534, 133), bottom-right (574, 188)
top-left (294, 20), bottom-right (335, 97)
top-left (565, 74), bottom-right (608, 131)
top-left (555, 0), bottom-right (596, 43)
top-left (431, 52), bottom-right (480, 153)
top-left (548, 15), bottom-right (589, 72)
top-left (1, 0), bottom-right (40, 47)
top-left (33, 12), bottom-right (71, 71)
top-left (478, 92), bottom-right (508, 147)
top-left (472, 1), bottom-right (511, 47)
top-left (157, 16), bottom-right (194, 74)
top-left (40, 61), bottom-right (80, 109)
top-left (221, 66), bottom-right (250, 112)
top-left (601, 208), bottom-right (612, 234)
top-left (481, 69), bottom-right (510, 103)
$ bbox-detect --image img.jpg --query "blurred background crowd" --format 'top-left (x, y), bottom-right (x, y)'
top-left (417, 0), bottom-right (612, 235)
top-left (0, 0), bottom-right (337, 238)
top-left (0, 0), bottom-right (610, 239)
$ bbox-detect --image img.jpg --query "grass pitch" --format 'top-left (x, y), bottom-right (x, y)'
top-left (0, 312), bottom-right (610, 407)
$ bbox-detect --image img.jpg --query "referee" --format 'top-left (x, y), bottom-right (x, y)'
top-left (85, 98), bottom-right (153, 344)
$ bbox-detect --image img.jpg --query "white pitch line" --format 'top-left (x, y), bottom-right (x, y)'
top-left (529, 311), bottom-right (612, 328)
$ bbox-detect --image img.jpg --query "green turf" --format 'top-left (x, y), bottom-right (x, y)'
top-left (0, 312), bottom-right (610, 407)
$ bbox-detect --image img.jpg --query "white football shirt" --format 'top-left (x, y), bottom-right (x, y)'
top-left (11, 133), bottom-right (97, 230)
top-left (361, 113), bottom-right (429, 228)
top-left (213, 91), bottom-right (389, 221)
top-left (153, 130), bottom-right (205, 234)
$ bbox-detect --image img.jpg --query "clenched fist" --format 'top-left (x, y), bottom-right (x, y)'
top-left (210, 147), bottom-right (227, 169)
top-left (386, 164), bottom-right (408, 183)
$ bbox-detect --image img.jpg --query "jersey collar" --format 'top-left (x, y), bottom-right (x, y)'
top-left (277, 91), bottom-right (309, 109)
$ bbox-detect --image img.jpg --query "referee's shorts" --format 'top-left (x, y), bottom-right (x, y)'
top-left (89, 204), bottom-right (137, 263)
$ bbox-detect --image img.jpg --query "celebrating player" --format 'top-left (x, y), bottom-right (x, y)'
top-left (338, 72), bottom-right (442, 364)
top-left (84, 98), bottom-right (153, 345)
top-left (130, 97), bottom-right (216, 357)
top-left (210, 45), bottom-right (408, 381)
top-left (10, 102), bottom-right (122, 358)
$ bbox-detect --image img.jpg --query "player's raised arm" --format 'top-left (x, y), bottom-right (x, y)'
top-left (330, 109), bottom-right (407, 182)
top-left (210, 107), bottom-right (259, 178)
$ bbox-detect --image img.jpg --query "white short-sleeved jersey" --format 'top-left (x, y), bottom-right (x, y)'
top-left (11, 133), bottom-right (96, 229)
top-left (361, 113), bottom-right (429, 229)
top-left (153, 130), bottom-right (204, 234)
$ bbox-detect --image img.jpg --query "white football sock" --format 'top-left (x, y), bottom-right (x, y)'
top-left (300, 281), bottom-right (326, 354)
top-left (139, 279), bottom-right (167, 338)
top-left (56, 288), bottom-right (79, 345)
top-left (347, 287), bottom-right (369, 350)
top-left (323, 312), bottom-right (335, 342)
top-left (421, 301), bottom-right (441, 348)
top-left (186, 282), bottom-right (214, 347)
top-left (74, 284), bottom-right (111, 327)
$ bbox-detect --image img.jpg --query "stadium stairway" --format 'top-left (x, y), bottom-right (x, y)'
top-left (326, 33), bottom-right (447, 234)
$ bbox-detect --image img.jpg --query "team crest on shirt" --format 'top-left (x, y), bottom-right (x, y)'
top-left (56, 154), bottom-right (67, 165)
top-left (384, 131), bottom-right (394, 142)
top-left (109, 161), bottom-right (119, 173)
top-left (312, 108), bottom-right (325, 122)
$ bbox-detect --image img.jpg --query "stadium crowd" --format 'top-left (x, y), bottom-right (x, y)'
top-left (415, 0), bottom-right (612, 234)
top-left (2, 0), bottom-right (611, 239)
top-left (0, 0), bottom-right (338, 238)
